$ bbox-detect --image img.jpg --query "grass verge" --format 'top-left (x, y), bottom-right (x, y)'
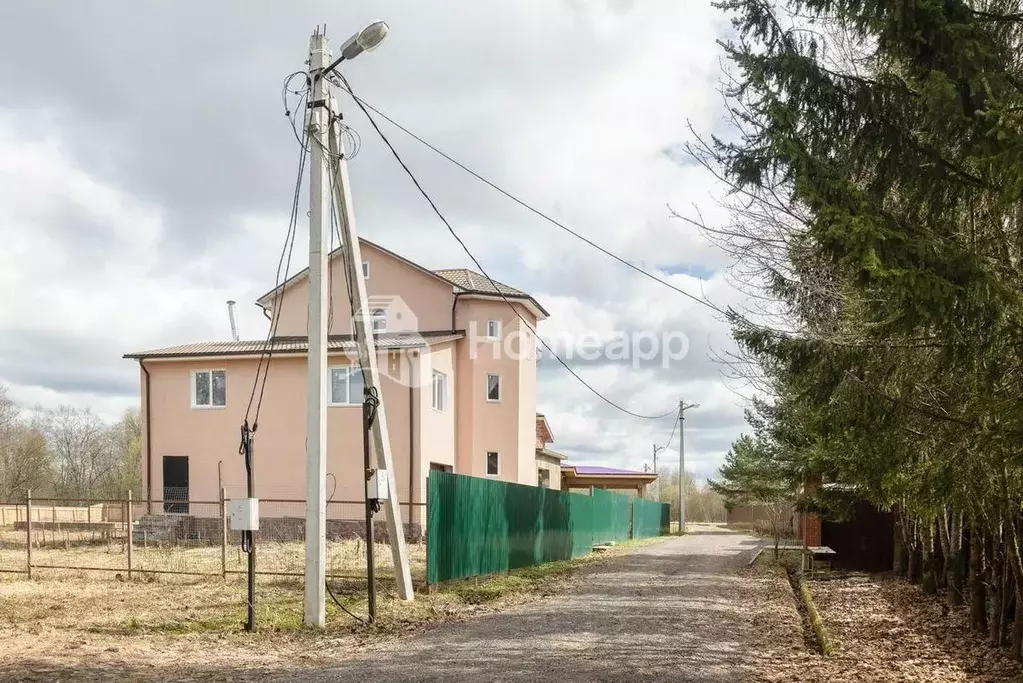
top-left (0, 534), bottom-right (671, 672)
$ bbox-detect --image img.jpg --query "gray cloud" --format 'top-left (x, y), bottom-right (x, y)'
top-left (0, 1), bottom-right (746, 473)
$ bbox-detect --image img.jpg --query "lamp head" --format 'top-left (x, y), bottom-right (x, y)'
top-left (340, 21), bottom-right (389, 61)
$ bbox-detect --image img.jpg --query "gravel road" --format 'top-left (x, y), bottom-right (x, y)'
top-left (288, 524), bottom-right (762, 682)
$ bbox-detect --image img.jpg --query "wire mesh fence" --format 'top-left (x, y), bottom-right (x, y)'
top-left (0, 492), bottom-right (426, 584)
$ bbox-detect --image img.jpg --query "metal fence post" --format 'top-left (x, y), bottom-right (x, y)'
top-left (127, 490), bottom-right (134, 580)
top-left (220, 487), bottom-right (228, 579)
top-left (25, 489), bottom-right (32, 579)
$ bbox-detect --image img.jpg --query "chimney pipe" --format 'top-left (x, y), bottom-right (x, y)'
top-left (227, 300), bottom-right (240, 341)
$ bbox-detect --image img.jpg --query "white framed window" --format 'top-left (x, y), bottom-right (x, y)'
top-left (432, 370), bottom-right (447, 412)
top-left (362, 260), bottom-right (370, 279)
top-left (329, 366), bottom-right (365, 406)
top-left (486, 374), bottom-right (502, 402)
top-left (486, 319), bottom-right (502, 340)
top-left (486, 451), bottom-right (499, 477)
top-left (371, 308), bottom-right (387, 333)
top-left (192, 370), bottom-right (226, 408)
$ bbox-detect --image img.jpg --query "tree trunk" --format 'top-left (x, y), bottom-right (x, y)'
top-left (947, 513), bottom-right (965, 607)
top-left (937, 515), bottom-right (950, 591)
top-left (922, 520), bottom-right (937, 595)
top-left (1014, 593), bottom-right (1023, 659)
top-left (970, 524), bottom-right (988, 633)
top-left (894, 522), bottom-right (906, 575)
top-left (990, 532), bottom-right (1004, 647)
top-left (908, 547), bottom-right (920, 583)
top-left (1000, 554), bottom-right (1014, 647)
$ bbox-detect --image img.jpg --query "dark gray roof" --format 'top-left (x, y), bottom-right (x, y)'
top-left (125, 331), bottom-right (463, 359)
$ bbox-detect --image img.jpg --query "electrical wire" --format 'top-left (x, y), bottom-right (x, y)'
top-left (242, 75), bottom-right (310, 430)
top-left (338, 73), bottom-right (677, 421)
top-left (331, 76), bottom-right (730, 318)
top-left (658, 407), bottom-right (681, 453)
top-left (326, 578), bottom-right (368, 624)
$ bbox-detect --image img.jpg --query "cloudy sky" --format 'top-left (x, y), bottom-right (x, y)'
top-left (0, 1), bottom-right (748, 481)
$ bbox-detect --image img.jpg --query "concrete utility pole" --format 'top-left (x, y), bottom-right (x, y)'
top-left (679, 399), bottom-right (700, 532)
top-left (327, 96), bottom-right (414, 602)
top-left (304, 29), bottom-right (332, 627)
top-left (302, 23), bottom-right (412, 628)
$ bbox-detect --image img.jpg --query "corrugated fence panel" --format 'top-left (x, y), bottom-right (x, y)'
top-left (632, 497), bottom-right (670, 539)
top-left (428, 472), bottom-right (670, 583)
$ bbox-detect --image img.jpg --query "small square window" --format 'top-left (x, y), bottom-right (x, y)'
top-left (192, 370), bottom-right (226, 408)
top-left (362, 261), bottom-right (370, 279)
top-left (486, 319), bottom-right (501, 340)
top-left (371, 308), bottom-right (387, 333)
top-left (486, 451), bottom-right (499, 477)
top-left (329, 366), bottom-right (363, 406)
top-left (486, 374), bottom-right (501, 402)
top-left (432, 370), bottom-right (447, 412)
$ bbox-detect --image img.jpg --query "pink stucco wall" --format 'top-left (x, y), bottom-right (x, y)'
top-left (266, 242), bottom-right (455, 337)
top-left (138, 243), bottom-right (542, 514)
top-left (141, 351), bottom-right (417, 506)
top-left (452, 298), bottom-right (538, 484)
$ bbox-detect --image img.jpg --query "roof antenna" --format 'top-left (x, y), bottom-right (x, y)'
top-left (227, 300), bottom-right (240, 341)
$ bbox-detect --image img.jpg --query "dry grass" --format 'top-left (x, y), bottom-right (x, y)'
top-left (0, 529), bottom-right (428, 580)
top-left (0, 535), bottom-right (667, 682)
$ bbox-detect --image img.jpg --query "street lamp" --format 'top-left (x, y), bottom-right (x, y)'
top-left (322, 21), bottom-right (390, 74)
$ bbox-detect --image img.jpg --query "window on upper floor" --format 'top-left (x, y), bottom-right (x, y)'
top-left (486, 374), bottom-right (502, 402)
top-left (538, 468), bottom-right (551, 488)
top-left (432, 370), bottom-right (447, 412)
top-left (487, 451), bottom-right (499, 477)
top-left (192, 370), bottom-right (227, 408)
top-left (371, 308), bottom-right (387, 333)
top-left (362, 260), bottom-right (370, 279)
top-left (329, 366), bottom-right (365, 406)
top-left (486, 319), bottom-right (501, 340)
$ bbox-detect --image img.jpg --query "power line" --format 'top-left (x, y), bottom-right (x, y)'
top-left (243, 77), bottom-right (310, 430)
top-left (658, 407), bottom-right (681, 452)
top-left (338, 73), bottom-right (676, 422)
top-left (332, 78), bottom-right (730, 318)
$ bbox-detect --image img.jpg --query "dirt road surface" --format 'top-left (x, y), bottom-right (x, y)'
top-left (283, 524), bottom-right (764, 682)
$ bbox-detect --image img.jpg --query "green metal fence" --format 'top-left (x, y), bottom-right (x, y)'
top-left (632, 496), bottom-right (670, 539)
top-left (427, 471), bottom-right (670, 583)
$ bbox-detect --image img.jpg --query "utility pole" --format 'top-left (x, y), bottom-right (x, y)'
top-left (304, 29), bottom-right (331, 628)
top-left (678, 399), bottom-right (700, 532)
top-left (326, 96), bottom-right (414, 600)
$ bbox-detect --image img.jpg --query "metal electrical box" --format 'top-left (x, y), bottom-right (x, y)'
top-left (230, 498), bottom-right (260, 531)
top-left (366, 470), bottom-right (389, 501)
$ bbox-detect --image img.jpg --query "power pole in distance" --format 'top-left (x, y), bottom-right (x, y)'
top-left (679, 399), bottom-right (700, 532)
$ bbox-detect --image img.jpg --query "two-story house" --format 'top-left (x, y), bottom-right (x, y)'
top-left (124, 238), bottom-right (547, 527)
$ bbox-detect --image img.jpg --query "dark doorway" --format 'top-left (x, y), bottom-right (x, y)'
top-left (163, 456), bottom-right (189, 514)
top-left (430, 462), bottom-right (452, 473)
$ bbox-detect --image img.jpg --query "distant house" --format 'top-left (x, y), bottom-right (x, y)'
top-left (124, 238), bottom-right (548, 525)
top-left (561, 464), bottom-right (658, 498)
top-left (534, 413), bottom-right (565, 489)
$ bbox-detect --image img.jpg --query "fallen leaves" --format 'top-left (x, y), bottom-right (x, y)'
top-left (756, 571), bottom-right (1023, 682)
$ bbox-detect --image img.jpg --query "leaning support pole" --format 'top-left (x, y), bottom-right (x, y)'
top-left (327, 94), bottom-right (414, 601)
